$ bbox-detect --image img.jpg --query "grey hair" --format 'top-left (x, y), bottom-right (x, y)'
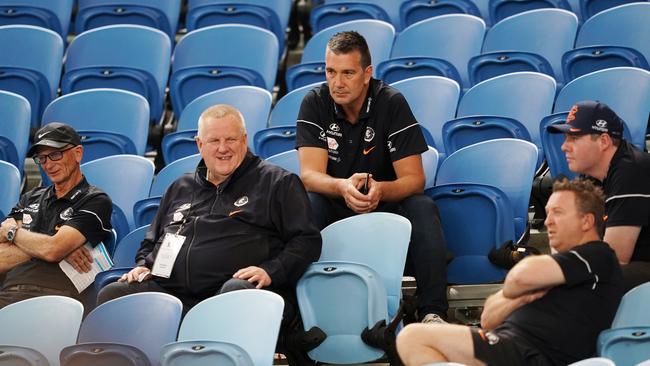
top-left (197, 104), bottom-right (246, 138)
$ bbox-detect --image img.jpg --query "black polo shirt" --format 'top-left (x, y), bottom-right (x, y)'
top-left (3, 177), bottom-right (113, 293)
top-left (602, 140), bottom-right (650, 261)
top-left (295, 79), bottom-right (427, 181)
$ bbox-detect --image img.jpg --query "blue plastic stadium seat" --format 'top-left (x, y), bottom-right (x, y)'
top-left (469, 52), bottom-right (555, 86)
top-left (0, 160), bottom-right (21, 217)
top-left (0, 90), bottom-right (30, 174)
top-left (488, 0), bottom-right (572, 25)
top-left (442, 115), bottom-right (532, 156)
top-left (75, 0), bottom-right (181, 40)
top-left (581, 0), bottom-right (643, 21)
top-left (285, 61), bottom-right (326, 92)
top-left (270, 82), bottom-right (321, 127)
top-left (376, 57), bottom-right (462, 86)
top-left (0, 25), bottom-right (63, 128)
top-left (62, 25), bottom-right (171, 123)
top-left (254, 126), bottom-right (297, 159)
top-left (310, 1), bottom-right (391, 34)
top-left (0, 0), bottom-right (73, 39)
top-left (265, 149), bottom-right (300, 175)
top-left (562, 46), bottom-right (650, 84)
top-left (94, 225), bottom-right (149, 292)
top-left (400, 0), bottom-right (481, 28)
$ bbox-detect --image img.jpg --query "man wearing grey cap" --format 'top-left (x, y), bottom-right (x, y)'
top-left (548, 100), bottom-right (650, 291)
top-left (0, 122), bottom-right (113, 308)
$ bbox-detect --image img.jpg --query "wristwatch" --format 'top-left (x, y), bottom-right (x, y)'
top-left (6, 225), bottom-right (18, 244)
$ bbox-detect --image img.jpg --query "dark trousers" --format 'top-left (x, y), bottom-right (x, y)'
top-left (308, 192), bottom-right (449, 318)
top-left (622, 261), bottom-right (650, 293)
top-left (0, 284), bottom-right (79, 309)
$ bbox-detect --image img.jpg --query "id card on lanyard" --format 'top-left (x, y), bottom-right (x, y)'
top-left (152, 218), bottom-right (188, 278)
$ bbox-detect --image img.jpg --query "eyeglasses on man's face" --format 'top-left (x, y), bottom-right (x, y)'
top-left (32, 146), bottom-right (75, 165)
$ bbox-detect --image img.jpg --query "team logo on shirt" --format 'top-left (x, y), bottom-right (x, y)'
top-left (387, 140), bottom-right (396, 153)
top-left (364, 127), bottom-right (375, 142)
top-left (234, 196), bottom-right (249, 207)
top-left (60, 207), bottom-right (73, 220)
top-left (176, 203), bottom-right (191, 211)
top-left (485, 331), bottom-right (500, 345)
top-left (172, 203), bottom-right (191, 223)
top-left (319, 130), bottom-right (327, 140)
top-left (329, 123), bottom-right (340, 132)
top-left (327, 137), bottom-right (339, 150)
top-left (26, 203), bottom-right (40, 213)
top-left (22, 214), bottom-right (32, 225)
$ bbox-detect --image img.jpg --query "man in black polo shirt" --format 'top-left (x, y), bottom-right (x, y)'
top-left (0, 122), bottom-right (113, 308)
top-left (295, 31), bottom-right (448, 323)
top-left (397, 178), bottom-right (622, 366)
top-left (548, 100), bottom-right (650, 292)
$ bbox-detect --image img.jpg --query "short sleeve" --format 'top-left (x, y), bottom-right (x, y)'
top-left (553, 242), bottom-right (618, 288)
top-left (63, 193), bottom-right (113, 245)
top-left (605, 163), bottom-right (650, 228)
top-left (296, 90), bottom-right (327, 150)
top-left (386, 92), bottom-right (427, 162)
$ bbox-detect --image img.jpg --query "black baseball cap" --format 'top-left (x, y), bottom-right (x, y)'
top-left (28, 122), bottom-right (82, 156)
top-left (547, 100), bottom-right (624, 138)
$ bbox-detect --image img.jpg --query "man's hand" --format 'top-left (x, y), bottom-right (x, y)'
top-left (339, 173), bottom-right (381, 213)
top-left (233, 266), bottom-right (272, 289)
top-left (119, 266), bottom-right (151, 283)
top-left (64, 246), bottom-right (93, 273)
top-left (0, 218), bottom-right (19, 242)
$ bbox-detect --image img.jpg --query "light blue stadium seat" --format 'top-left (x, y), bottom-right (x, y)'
top-left (62, 25), bottom-right (171, 123)
top-left (422, 146), bottom-right (439, 189)
top-left (390, 76), bottom-right (461, 158)
top-left (297, 212), bottom-right (411, 364)
top-left (554, 67), bottom-right (650, 151)
top-left (389, 15), bottom-right (485, 89)
top-left (0, 0), bottom-right (73, 40)
top-left (568, 357), bottom-right (616, 366)
top-left (377, 57), bottom-right (462, 87)
top-left (253, 126), bottom-right (296, 159)
top-left (400, 0), bottom-right (481, 28)
top-left (163, 85), bottom-right (272, 162)
top-left (94, 225), bottom-right (149, 292)
top-left (562, 46), bottom-right (650, 85)
top-left (162, 341), bottom-right (253, 366)
top-left (75, 0), bottom-right (181, 41)
top-left (310, 0), bottom-right (401, 33)
top-left (427, 184), bottom-right (514, 283)
top-left (42, 89), bottom-right (150, 161)
top-left (110, 203), bottom-right (130, 249)
top-left (132, 197), bottom-right (161, 229)
top-left (597, 282), bottom-right (650, 365)
top-left (0, 345), bottom-right (48, 366)
top-left (269, 82), bottom-right (321, 127)
top-left (469, 52), bottom-right (555, 87)
top-left (170, 24), bottom-right (278, 116)
top-left (186, 0), bottom-right (291, 59)
top-left (0, 25), bottom-right (63, 128)
top-left (0, 296), bottom-right (83, 366)
top-left (151, 153), bottom-right (201, 197)
top-left (0, 90), bottom-right (30, 174)
top-left (0, 160), bottom-right (20, 219)
top-left (488, 0), bottom-right (571, 25)
top-left (81, 155), bottom-right (155, 230)
top-left (285, 19), bottom-right (395, 87)
top-left (436, 138), bottom-right (538, 242)
top-left (265, 149), bottom-right (299, 174)
top-left (474, 8), bottom-right (578, 87)
top-left (457, 71), bottom-right (555, 168)
top-left (60, 292), bottom-right (183, 366)
top-left (442, 115), bottom-right (532, 157)
top-left (581, 0), bottom-right (645, 21)
top-left (160, 290), bottom-right (284, 366)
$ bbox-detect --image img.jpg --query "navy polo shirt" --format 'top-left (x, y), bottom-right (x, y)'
top-left (295, 79), bottom-right (427, 181)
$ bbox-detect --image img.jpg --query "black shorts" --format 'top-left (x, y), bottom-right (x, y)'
top-left (471, 327), bottom-right (552, 366)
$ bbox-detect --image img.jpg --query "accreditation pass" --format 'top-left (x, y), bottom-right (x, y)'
top-left (151, 233), bottom-right (186, 278)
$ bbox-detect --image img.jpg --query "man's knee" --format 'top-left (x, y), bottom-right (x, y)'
top-left (400, 194), bottom-right (441, 219)
top-left (218, 278), bottom-right (256, 294)
top-left (307, 192), bottom-right (331, 230)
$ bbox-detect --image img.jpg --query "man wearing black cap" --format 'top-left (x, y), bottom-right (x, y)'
top-left (548, 100), bottom-right (650, 291)
top-left (0, 122), bottom-right (113, 308)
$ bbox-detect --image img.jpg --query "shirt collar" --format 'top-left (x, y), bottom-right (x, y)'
top-left (45, 177), bottom-right (90, 202)
top-left (333, 78), bottom-right (381, 122)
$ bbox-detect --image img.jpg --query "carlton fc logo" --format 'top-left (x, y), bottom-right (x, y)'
top-left (234, 196), bottom-right (249, 207)
top-left (60, 207), bottom-right (73, 220)
top-left (364, 127), bottom-right (375, 142)
top-left (329, 123), bottom-right (340, 132)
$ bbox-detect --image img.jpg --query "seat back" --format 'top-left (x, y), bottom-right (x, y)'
top-left (0, 345), bottom-right (49, 366)
top-left (562, 45), bottom-right (650, 85)
top-left (422, 146), bottom-right (439, 189)
top-left (391, 76), bottom-right (461, 157)
top-left (285, 61), bottom-right (327, 91)
top-left (575, 2), bottom-right (650, 67)
top-left (554, 67), bottom-right (650, 151)
top-left (63, 25), bottom-right (171, 122)
top-left (597, 327), bottom-right (650, 366)
top-left (482, 8), bottom-right (578, 84)
top-left (488, 0), bottom-right (572, 25)
top-left (442, 115), bottom-right (532, 156)
top-left (269, 82), bottom-right (321, 127)
top-left (426, 183), bottom-right (514, 283)
top-left (301, 19), bottom-right (395, 71)
top-left (391, 14), bottom-right (485, 88)
top-left (177, 290), bottom-right (284, 366)
top-left (0, 0), bottom-right (73, 39)
top-left (112, 225), bottom-right (149, 267)
top-left (42, 88), bottom-right (150, 157)
top-left (0, 296), bottom-right (83, 366)
top-left (377, 56), bottom-right (462, 87)
top-left (436, 138), bottom-right (538, 241)
top-left (161, 340), bottom-right (254, 366)
top-left (581, 0), bottom-right (643, 20)
top-left (75, 292), bottom-right (182, 366)
top-left (457, 71), bottom-right (555, 167)
top-left (171, 24), bottom-right (278, 112)
top-left (297, 261), bottom-right (388, 364)
top-left (151, 154), bottom-right (201, 197)
top-left (310, 0), bottom-right (398, 33)
top-left (133, 196), bottom-right (161, 228)
top-left (0, 160), bottom-right (21, 222)
top-left (253, 126), bottom-right (297, 159)
top-left (468, 51), bottom-right (556, 87)
top-left (265, 149), bottom-right (300, 175)
top-left (81, 155), bottom-right (155, 230)
top-left (400, 0), bottom-right (481, 28)
top-left (0, 90), bottom-right (30, 173)
top-left (611, 282), bottom-right (650, 328)
top-left (175, 85), bottom-right (272, 150)
top-left (161, 130), bottom-right (199, 165)
top-left (76, 0), bottom-right (181, 41)
top-left (0, 25), bottom-right (63, 128)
